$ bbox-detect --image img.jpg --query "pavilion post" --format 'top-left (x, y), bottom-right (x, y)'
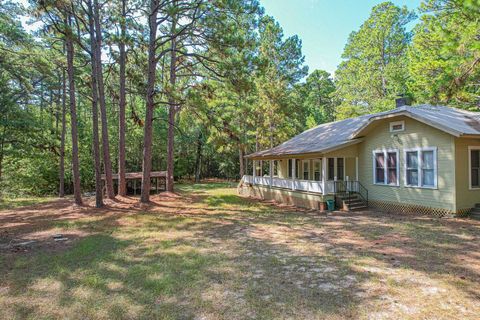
top-left (252, 160), bottom-right (256, 185)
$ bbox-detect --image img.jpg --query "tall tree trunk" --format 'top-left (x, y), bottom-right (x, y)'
top-left (93, 0), bottom-right (115, 199)
top-left (255, 133), bottom-right (261, 176)
top-left (66, 15), bottom-right (83, 206)
top-left (238, 145), bottom-right (245, 178)
top-left (0, 122), bottom-right (5, 182)
top-left (140, 0), bottom-right (159, 203)
top-left (166, 5), bottom-right (177, 192)
top-left (194, 130), bottom-right (202, 183)
top-left (88, 0), bottom-right (104, 208)
top-left (59, 67), bottom-right (67, 197)
top-left (118, 0), bottom-right (127, 196)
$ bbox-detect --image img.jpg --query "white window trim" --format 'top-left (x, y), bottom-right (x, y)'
top-left (372, 149), bottom-right (400, 186)
top-left (390, 120), bottom-right (405, 133)
top-left (403, 147), bottom-right (438, 189)
top-left (468, 146), bottom-right (480, 190)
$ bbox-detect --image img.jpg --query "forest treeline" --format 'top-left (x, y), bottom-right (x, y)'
top-left (0, 0), bottom-right (478, 204)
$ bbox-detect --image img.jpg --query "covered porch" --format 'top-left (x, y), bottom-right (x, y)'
top-left (242, 152), bottom-right (360, 196)
top-left (239, 137), bottom-right (369, 210)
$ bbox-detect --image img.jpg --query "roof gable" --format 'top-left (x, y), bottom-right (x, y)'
top-left (351, 105), bottom-right (480, 138)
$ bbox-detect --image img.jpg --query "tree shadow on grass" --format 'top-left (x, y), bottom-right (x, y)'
top-left (3, 232), bottom-right (233, 319)
top-left (0, 202), bottom-right (378, 319)
top-left (2, 186), bottom-right (480, 318)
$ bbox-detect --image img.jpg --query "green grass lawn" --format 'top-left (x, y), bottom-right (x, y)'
top-left (1, 183), bottom-right (479, 319)
top-left (0, 195), bottom-right (56, 210)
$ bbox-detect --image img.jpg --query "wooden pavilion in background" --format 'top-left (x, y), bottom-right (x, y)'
top-left (101, 171), bottom-right (166, 195)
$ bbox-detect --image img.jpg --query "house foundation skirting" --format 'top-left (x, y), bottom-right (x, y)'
top-left (369, 200), bottom-right (469, 217)
top-left (238, 185), bottom-right (332, 211)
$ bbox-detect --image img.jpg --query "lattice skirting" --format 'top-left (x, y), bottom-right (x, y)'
top-left (240, 185), bottom-right (473, 217)
top-left (369, 200), bottom-right (469, 217)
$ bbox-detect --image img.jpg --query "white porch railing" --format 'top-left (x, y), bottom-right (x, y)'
top-left (241, 175), bottom-right (367, 203)
top-left (324, 180), bottom-right (336, 194)
top-left (242, 175), bottom-right (329, 194)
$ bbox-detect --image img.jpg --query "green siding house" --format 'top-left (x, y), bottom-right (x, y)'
top-left (238, 104), bottom-right (480, 216)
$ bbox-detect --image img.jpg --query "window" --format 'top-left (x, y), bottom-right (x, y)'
top-left (328, 158), bottom-right (335, 180)
top-left (337, 158), bottom-right (344, 180)
top-left (422, 151), bottom-right (435, 187)
top-left (288, 159), bottom-right (293, 178)
top-left (406, 151), bottom-right (418, 186)
top-left (390, 120), bottom-right (405, 133)
top-left (470, 148), bottom-right (480, 189)
top-left (303, 161), bottom-right (309, 180)
top-left (373, 150), bottom-right (399, 186)
top-left (314, 160), bottom-right (321, 181)
top-left (296, 159), bottom-right (301, 178)
top-left (404, 147), bottom-right (437, 188)
top-left (374, 152), bottom-right (385, 184)
top-left (387, 152), bottom-right (398, 185)
top-left (288, 159), bottom-right (301, 179)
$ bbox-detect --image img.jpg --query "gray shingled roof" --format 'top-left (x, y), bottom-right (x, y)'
top-left (246, 105), bottom-right (480, 159)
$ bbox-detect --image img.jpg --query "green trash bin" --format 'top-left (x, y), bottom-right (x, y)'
top-left (326, 199), bottom-right (335, 211)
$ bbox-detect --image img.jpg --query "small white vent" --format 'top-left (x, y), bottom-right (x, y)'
top-left (390, 121), bottom-right (405, 133)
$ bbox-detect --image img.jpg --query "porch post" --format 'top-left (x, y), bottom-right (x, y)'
top-left (355, 157), bottom-right (359, 181)
top-left (269, 160), bottom-right (273, 188)
top-left (291, 158), bottom-right (296, 190)
top-left (322, 157), bottom-right (326, 194)
top-left (252, 160), bottom-right (256, 185)
top-left (334, 157), bottom-right (338, 181)
top-left (355, 156), bottom-right (359, 192)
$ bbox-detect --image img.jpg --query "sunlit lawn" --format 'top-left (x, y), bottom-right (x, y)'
top-left (0, 182), bottom-right (479, 319)
top-left (0, 195), bottom-right (56, 210)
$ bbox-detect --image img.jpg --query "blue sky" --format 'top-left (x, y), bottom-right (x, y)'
top-left (260, 0), bottom-right (422, 75)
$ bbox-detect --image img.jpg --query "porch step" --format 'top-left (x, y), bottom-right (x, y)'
top-left (348, 204), bottom-right (368, 211)
top-left (471, 206), bottom-right (480, 219)
top-left (338, 194), bottom-right (368, 211)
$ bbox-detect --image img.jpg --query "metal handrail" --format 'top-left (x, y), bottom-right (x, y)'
top-left (332, 180), bottom-right (369, 208)
top-left (356, 181), bottom-right (369, 207)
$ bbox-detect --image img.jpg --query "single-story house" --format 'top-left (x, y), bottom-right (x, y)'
top-left (238, 102), bottom-right (480, 216)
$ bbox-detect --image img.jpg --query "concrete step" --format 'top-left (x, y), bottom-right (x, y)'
top-left (348, 204), bottom-right (368, 211)
top-left (338, 196), bottom-right (363, 202)
top-left (470, 206), bottom-right (480, 218)
top-left (344, 199), bottom-right (364, 206)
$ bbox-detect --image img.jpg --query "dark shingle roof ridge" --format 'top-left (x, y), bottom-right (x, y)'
top-left (299, 112), bottom-right (373, 133)
top-left (408, 104), bottom-right (480, 116)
